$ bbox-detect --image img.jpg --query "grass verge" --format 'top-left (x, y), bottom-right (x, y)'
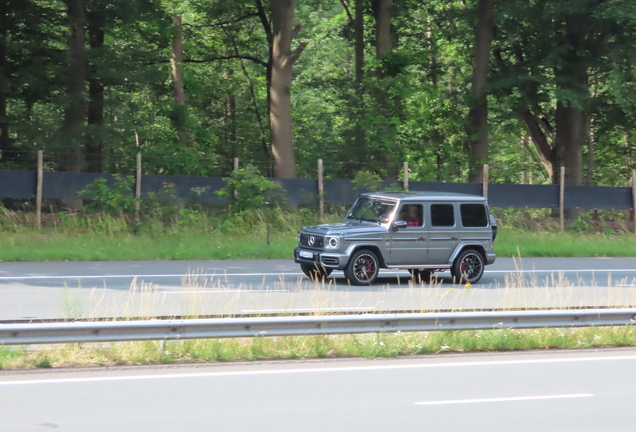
top-left (2, 326), bottom-right (636, 370)
top-left (0, 226), bottom-right (635, 262)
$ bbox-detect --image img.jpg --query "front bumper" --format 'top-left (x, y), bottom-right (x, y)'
top-left (294, 248), bottom-right (350, 270)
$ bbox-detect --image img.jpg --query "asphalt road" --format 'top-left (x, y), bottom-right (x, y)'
top-left (1, 348), bottom-right (635, 431)
top-left (0, 257), bottom-right (635, 320)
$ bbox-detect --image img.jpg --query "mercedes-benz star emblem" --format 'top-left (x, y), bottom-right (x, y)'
top-left (308, 236), bottom-right (316, 246)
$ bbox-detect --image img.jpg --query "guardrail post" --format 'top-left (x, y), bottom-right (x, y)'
top-left (482, 164), bottom-right (489, 198)
top-left (36, 150), bottom-right (43, 230)
top-left (318, 159), bottom-right (324, 219)
top-left (560, 166), bottom-right (565, 232)
top-left (403, 162), bottom-right (409, 191)
top-left (135, 153), bottom-right (141, 223)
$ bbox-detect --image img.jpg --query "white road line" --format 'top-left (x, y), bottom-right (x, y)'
top-left (0, 273), bottom-right (304, 280)
top-left (162, 290), bottom-right (289, 294)
top-left (0, 269), bottom-right (634, 281)
top-left (1, 355), bottom-right (636, 386)
top-left (414, 393), bottom-right (594, 406)
top-left (241, 307), bottom-right (375, 313)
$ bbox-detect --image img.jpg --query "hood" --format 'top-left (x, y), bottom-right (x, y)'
top-left (301, 221), bottom-right (386, 236)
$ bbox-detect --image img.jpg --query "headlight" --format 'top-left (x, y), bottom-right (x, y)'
top-left (326, 237), bottom-right (339, 249)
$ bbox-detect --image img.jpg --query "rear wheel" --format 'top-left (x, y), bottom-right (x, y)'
top-left (451, 249), bottom-right (485, 284)
top-left (408, 269), bottom-right (433, 283)
top-left (300, 263), bottom-right (333, 281)
top-left (344, 249), bottom-right (380, 285)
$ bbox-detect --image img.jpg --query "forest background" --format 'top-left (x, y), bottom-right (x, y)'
top-left (2, 0), bottom-right (636, 204)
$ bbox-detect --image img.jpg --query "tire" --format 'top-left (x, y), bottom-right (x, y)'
top-left (408, 269), bottom-right (433, 283)
top-left (344, 249), bottom-right (380, 286)
top-left (301, 263), bottom-right (333, 281)
top-left (451, 249), bottom-right (485, 284)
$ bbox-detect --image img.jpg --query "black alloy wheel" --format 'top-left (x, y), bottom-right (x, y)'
top-left (300, 263), bottom-right (333, 281)
top-left (450, 249), bottom-right (485, 284)
top-left (345, 249), bottom-right (380, 285)
top-left (408, 269), bottom-right (433, 284)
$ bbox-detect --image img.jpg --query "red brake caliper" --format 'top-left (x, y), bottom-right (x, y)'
top-left (366, 258), bottom-right (373, 272)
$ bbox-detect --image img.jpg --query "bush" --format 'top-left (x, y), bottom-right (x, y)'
top-left (216, 165), bottom-right (286, 213)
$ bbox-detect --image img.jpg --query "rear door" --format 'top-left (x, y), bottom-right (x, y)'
top-left (426, 202), bottom-right (461, 265)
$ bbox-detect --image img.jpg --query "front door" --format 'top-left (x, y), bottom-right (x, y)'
top-left (427, 203), bottom-right (461, 265)
top-left (387, 203), bottom-right (429, 265)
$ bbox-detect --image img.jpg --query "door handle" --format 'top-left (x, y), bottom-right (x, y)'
top-left (450, 237), bottom-right (458, 241)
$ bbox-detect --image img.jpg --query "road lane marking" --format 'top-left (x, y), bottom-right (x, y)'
top-left (1, 355), bottom-right (636, 386)
top-left (414, 393), bottom-right (594, 406)
top-left (162, 290), bottom-right (289, 294)
top-left (0, 269), bottom-right (634, 281)
top-left (0, 273), bottom-right (304, 280)
top-left (241, 307), bottom-right (375, 313)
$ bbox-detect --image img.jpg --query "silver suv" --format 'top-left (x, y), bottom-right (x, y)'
top-left (294, 191), bottom-right (496, 285)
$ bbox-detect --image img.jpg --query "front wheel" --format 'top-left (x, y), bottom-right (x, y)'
top-left (451, 249), bottom-right (485, 284)
top-left (344, 249), bottom-right (380, 285)
top-left (301, 263), bottom-right (333, 281)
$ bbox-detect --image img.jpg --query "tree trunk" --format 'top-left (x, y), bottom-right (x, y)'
top-left (0, 19), bottom-right (11, 164)
top-left (521, 109), bottom-right (554, 181)
top-left (86, 10), bottom-right (104, 173)
top-left (353, 0), bottom-right (366, 164)
top-left (467, 0), bottom-right (494, 183)
top-left (59, 0), bottom-right (87, 210)
top-left (374, 0), bottom-right (397, 180)
top-left (269, 0), bottom-right (307, 179)
top-left (171, 16), bottom-right (189, 145)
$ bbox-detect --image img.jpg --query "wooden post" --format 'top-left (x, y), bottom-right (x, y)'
top-left (482, 164), bottom-right (489, 198)
top-left (135, 153), bottom-right (141, 223)
top-left (403, 162), bottom-right (409, 191)
top-left (233, 158), bottom-right (239, 198)
top-left (36, 150), bottom-right (43, 230)
top-left (632, 169), bottom-right (636, 235)
top-left (318, 159), bottom-right (324, 219)
top-left (560, 166), bottom-right (565, 232)
top-left (266, 224), bottom-right (271, 246)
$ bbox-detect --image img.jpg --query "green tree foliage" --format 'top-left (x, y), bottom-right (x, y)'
top-left (1, 0), bottom-right (636, 191)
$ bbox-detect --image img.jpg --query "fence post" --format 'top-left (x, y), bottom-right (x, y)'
top-left (36, 150), bottom-right (43, 230)
top-left (135, 153), bottom-right (141, 223)
top-left (632, 169), bottom-right (636, 235)
top-left (560, 166), bottom-right (565, 232)
top-left (318, 159), bottom-right (324, 219)
top-left (482, 164), bottom-right (489, 198)
top-left (403, 162), bottom-right (409, 191)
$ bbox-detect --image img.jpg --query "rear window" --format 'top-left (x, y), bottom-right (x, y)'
top-left (431, 204), bottom-right (455, 227)
top-left (460, 203), bottom-right (488, 227)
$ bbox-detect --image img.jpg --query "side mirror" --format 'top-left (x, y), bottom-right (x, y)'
top-left (393, 220), bottom-right (408, 231)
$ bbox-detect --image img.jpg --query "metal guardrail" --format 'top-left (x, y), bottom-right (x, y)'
top-left (1, 308), bottom-right (636, 345)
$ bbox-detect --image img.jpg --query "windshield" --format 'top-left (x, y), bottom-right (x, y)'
top-left (346, 198), bottom-right (397, 224)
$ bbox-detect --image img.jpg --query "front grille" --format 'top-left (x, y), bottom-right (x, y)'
top-left (300, 233), bottom-right (324, 249)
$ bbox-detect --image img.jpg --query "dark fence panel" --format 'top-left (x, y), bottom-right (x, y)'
top-left (275, 179), bottom-right (317, 204)
top-left (0, 170), bottom-right (36, 199)
top-left (1, 169), bottom-right (635, 210)
top-left (489, 184), bottom-right (559, 208)
top-left (141, 175), bottom-right (227, 203)
top-left (564, 185), bottom-right (633, 210)
top-left (323, 179), bottom-right (360, 205)
top-left (43, 172), bottom-right (116, 200)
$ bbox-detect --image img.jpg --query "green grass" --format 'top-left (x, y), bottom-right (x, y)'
top-left (1, 326), bottom-right (636, 370)
top-left (0, 208), bottom-right (635, 261)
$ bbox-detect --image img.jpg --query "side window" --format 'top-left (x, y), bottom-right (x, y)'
top-left (431, 204), bottom-right (455, 227)
top-left (398, 204), bottom-right (423, 227)
top-left (460, 203), bottom-right (488, 227)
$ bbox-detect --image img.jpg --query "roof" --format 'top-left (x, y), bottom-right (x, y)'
top-left (360, 191), bottom-right (488, 202)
